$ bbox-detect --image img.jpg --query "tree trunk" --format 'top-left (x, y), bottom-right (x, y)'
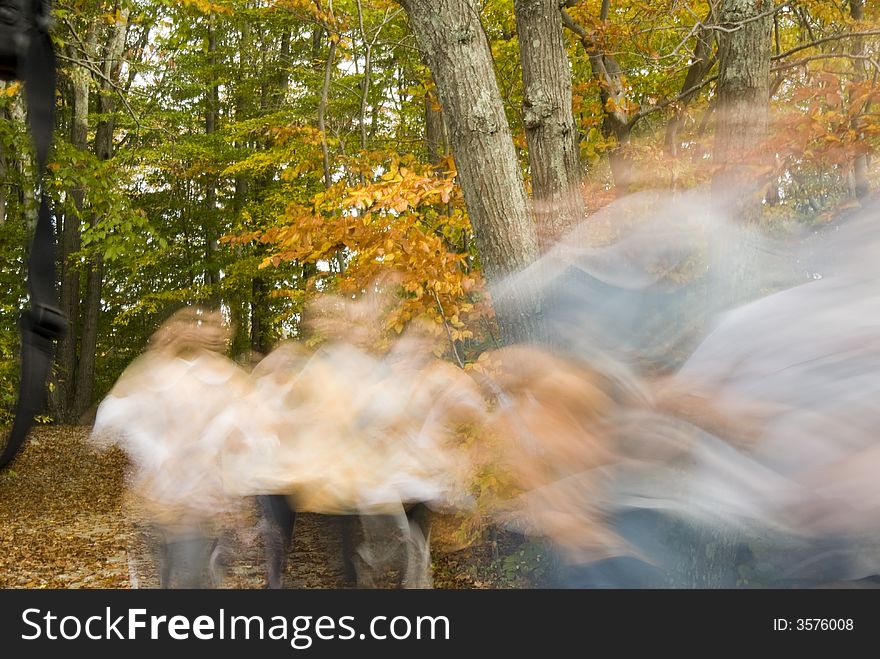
top-left (424, 85), bottom-right (448, 164)
top-left (73, 7), bottom-right (130, 419)
top-left (664, 13), bottom-right (717, 159)
top-left (229, 18), bottom-right (255, 358)
top-left (54, 47), bottom-right (90, 422)
top-left (73, 256), bottom-right (103, 419)
top-left (514, 0), bottom-right (583, 247)
top-left (561, 8), bottom-right (634, 193)
top-left (709, 0), bottom-right (772, 311)
top-left (250, 277), bottom-right (270, 355)
top-left (604, 119), bottom-right (632, 193)
top-left (849, 0), bottom-right (869, 202)
top-left (355, 0), bottom-right (372, 155)
top-left (700, 0), bottom-right (773, 587)
top-left (711, 0), bottom-right (773, 216)
top-left (276, 29), bottom-right (291, 105)
top-left (230, 173), bottom-right (251, 359)
top-left (399, 0), bottom-right (542, 343)
top-left (204, 14), bottom-right (221, 293)
top-left (318, 38), bottom-right (336, 190)
top-left (0, 92), bottom-right (7, 226)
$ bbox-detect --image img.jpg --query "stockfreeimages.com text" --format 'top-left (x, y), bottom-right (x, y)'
top-left (22, 607), bottom-right (451, 649)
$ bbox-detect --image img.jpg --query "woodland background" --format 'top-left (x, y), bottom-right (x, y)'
top-left (0, 0), bottom-right (878, 454)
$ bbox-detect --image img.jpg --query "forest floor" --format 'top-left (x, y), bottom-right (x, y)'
top-left (0, 426), bottom-right (528, 589)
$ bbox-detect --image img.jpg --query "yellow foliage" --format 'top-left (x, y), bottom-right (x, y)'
top-left (239, 152), bottom-right (492, 361)
top-left (177, 0), bottom-right (234, 15)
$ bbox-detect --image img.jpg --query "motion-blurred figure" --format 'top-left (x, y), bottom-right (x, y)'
top-left (231, 293), bottom-right (484, 588)
top-left (90, 307), bottom-right (254, 588)
top-left (485, 195), bottom-right (880, 588)
top-left (91, 191), bottom-right (880, 590)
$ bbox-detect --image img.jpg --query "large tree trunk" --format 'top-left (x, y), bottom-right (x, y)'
top-left (399, 0), bottom-right (541, 343)
top-left (709, 0), bottom-right (772, 311)
top-left (699, 0), bottom-right (773, 588)
top-left (515, 0), bottom-right (583, 247)
top-left (712, 0), bottom-right (773, 215)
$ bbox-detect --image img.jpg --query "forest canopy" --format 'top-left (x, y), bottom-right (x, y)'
top-left (0, 0), bottom-right (877, 425)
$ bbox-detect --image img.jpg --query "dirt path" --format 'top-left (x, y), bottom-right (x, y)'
top-left (0, 426), bottom-right (513, 589)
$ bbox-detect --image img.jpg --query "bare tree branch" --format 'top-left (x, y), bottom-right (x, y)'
top-left (629, 73), bottom-right (720, 126)
top-left (55, 52), bottom-right (141, 131)
top-left (772, 30), bottom-right (880, 62)
top-left (771, 53), bottom-right (880, 74)
top-left (695, 0), bottom-right (792, 34)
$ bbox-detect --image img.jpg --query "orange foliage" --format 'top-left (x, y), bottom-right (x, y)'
top-left (226, 153), bottom-right (495, 358)
top-left (770, 75), bottom-right (880, 169)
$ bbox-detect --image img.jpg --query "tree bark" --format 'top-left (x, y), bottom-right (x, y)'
top-left (849, 0), bottom-right (869, 202)
top-left (424, 85), bottom-right (448, 164)
top-left (54, 43), bottom-right (91, 421)
top-left (230, 18), bottom-right (254, 358)
top-left (204, 14), bottom-right (221, 292)
top-left (701, 1), bottom-right (773, 586)
top-left (561, 8), bottom-right (634, 193)
top-left (73, 256), bottom-right (103, 419)
top-left (230, 173), bottom-right (251, 359)
top-left (0, 90), bottom-right (7, 226)
top-left (355, 0), bottom-right (372, 154)
top-left (250, 277), bottom-right (270, 355)
top-left (318, 38), bottom-right (336, 190)
top-left (708, 0), bottom-right (773, 315)
top-left (515, 0), bottom-right (583, 247)
top-left (399, 0), bottom-right (542, 343)
top-left (276, 29), bottom-right (292, 106)
top-left (711, 0), bottom-right (773, 216)
top-left (664, 12), bottom-right (717, 158)
top-left (73, 7), bottom-right (130, 419)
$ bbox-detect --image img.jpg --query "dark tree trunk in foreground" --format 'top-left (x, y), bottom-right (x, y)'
top-left (399, 0), bottom-right (541, 343)
top-left (515, 0), bottom-right (583, 247)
